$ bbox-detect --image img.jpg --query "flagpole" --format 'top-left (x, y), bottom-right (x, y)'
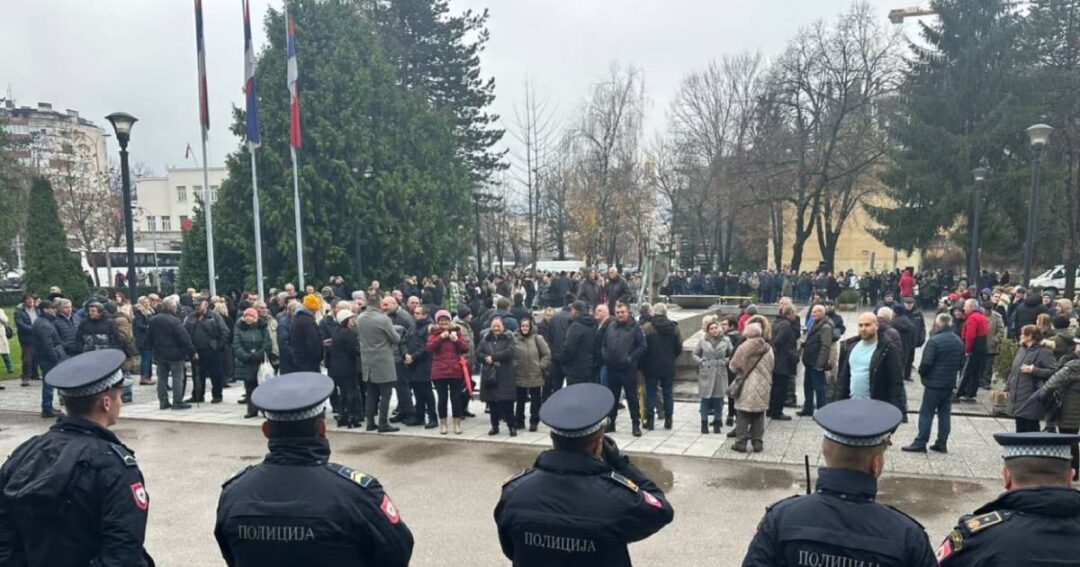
top-left (291, 146), bottom-right (304, 290)
top-left (251, 150), bottom-right (265, 299)
top-left (201, 134), bottom-right (217, 297)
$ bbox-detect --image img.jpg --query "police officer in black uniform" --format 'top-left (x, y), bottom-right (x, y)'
top-left (937, 432), bottom-right (1080, 565)
top-left (0, 349), bottom-right (155, 566)
top-left (214, 372), bottom-right (414, 566)
top-left (742, 398), bottom-right (936, 566)
top-left (494, 383), bottom-right (674, 566)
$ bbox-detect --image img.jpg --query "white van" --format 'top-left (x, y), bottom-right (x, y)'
top-left (1030, 265), bottom-right (1080, 295)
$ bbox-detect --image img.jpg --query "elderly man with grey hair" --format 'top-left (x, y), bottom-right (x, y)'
top-left (902, 313), bottom-right (966, 453)
top-left (642, 302), bottom-right (683, 430)
top-left (146, 295), bottom-right (195, 410)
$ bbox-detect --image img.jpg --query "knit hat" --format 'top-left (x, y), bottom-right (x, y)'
top-left (302, 294), bottom-right (322, 312)
top-left (435, 309), bottom-right (452, 321)
top-left (243, 307), bottom-right (258, 319)
top-left (336, 309), bottom-right (355, 324)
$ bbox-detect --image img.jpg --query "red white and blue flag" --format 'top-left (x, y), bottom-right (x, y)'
top-left (194, 0), bottom-right (210, 138)
top-left (243, 0), bottom-right (261, 148)
top-left (285, 6), bottom-right (301, 149)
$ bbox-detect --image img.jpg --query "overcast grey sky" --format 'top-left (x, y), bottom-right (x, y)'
top-left (1, 0), bottom-right (919, 175)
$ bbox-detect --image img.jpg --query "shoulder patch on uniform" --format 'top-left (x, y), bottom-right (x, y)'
top-left (937, 528), bottom-right (964, 563)
top-left (964, 510), bottom-right (1007, 533)
top-left (604, 471), bottom-right (639, 493)
top-left (326, 463), bottom-right (375, 488)
top-left (502, 468), bottom-right (533, 487)
top-left (222, 465), bottom-right (252, 488)
top-left (109, 443), bottom-right (138, 467)
top-left (885, 503), bottom-right (926, 529)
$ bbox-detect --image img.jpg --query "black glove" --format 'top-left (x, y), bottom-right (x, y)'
top-left (602, 435), bottom-right (628, 468)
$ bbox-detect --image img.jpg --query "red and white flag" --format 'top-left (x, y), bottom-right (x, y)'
top-left (285, 5), bottom-right (301, 149)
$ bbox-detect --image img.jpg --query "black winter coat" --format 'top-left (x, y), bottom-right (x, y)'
top-left (547, 308), bottom-right (574, 361)
top-left (836, 332), bottom-right (905, 412)
top-left (54, 314), bottom-right (80, 356)
top-left (561, 313), bottom-right (597, 378)
top-left (327, 324), bottom-right (359, 381)
top-left (603, 319), bottom-right (647, 371)
top-left (147, 311), bottom-right (194, 363)
top-left (800, 318), bottom-right (833, 370)
top-left (1014, 295), bottom-right (1049, 331)
top-left (0, 417), bottom-right (153, 566)
top-left (642, 315), bottom-right (682, 378)
top-left (478, 330), bottom-right (516, 403)
top-left (603, 277), bottom-right (630, 311)
top-left (403, 319), bottom-right (432, 383)
top-left (918, 329), bottom-right (965, 390)
top-left (32, 315), bottom-right (65, 365)
top-left (76, 316), bottom-right (122, 354)
top-left (290, 310), bottom-right (322, 372)
top-left (577, 279), bottom-right (603, 307)
top-left (771, 318), bottom-right (799, 377)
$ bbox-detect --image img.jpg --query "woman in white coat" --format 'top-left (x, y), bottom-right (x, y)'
top-left (693, 320), bottom-right (733, 434)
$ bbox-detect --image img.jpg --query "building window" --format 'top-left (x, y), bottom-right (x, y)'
top-left (177, 186), bottom-right (186, 203)
top-left (161, 216), bottom-right (172, 232)
top-left (210, 185), bottom-right (219, 201)
top-left (193, 185), bottom-right (203, 202)
top-left (147, 216), bottom-right (156, 232)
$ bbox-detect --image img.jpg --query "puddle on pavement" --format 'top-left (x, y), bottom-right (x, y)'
top-left (877, 476), bottom-right (987, 518)
top-left (383, 441), bottom-right (456, 465)
top-left (479, 448), bottom-right (676, 492)
top-left (708, 467), bottom-right (800, 492)
top-left (337, 443), bottom-right (381, 456)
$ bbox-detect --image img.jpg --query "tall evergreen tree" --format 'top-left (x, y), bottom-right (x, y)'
top-left (181, 0), bottom-right (473, 291)
top-left (868, 0), bottom-right (1038, 270)
top-left (24, 177), bottom-right (89, 301)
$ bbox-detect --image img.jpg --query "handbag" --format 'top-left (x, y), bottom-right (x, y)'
top-left (4, 325), bottom-right (11, 340)
top-left (729, 351), bottom-right (766, 400)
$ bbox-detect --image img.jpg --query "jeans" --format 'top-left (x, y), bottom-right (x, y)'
top-left (365, 382), bottom-right (394, 425)
top-left (433, 378), bottom-right (465, 418)
top-left (121, 370), bottom-right (133, 403)
top-left (768, 373), bottom-right (793, 416)
top-left (515, 386), bottom-right (541, 426)
top-left (139, 346), bottom-right (153, 377)
top-left (193, 348), bottom-right (224, 401)
top-left (606, 369), bottom-right (640, 426)
top-left (599, 366), bottom-right (608, 387)
top-left (410, 381), bottom-right (437, 421)
top-left (38, 360), bottom-right (56, 411)
top-left (156, 360), bottom-right (186, 405)
top-left (645, 374), bottom-right (674, 421)
top-left (801, 367), bottom-right (827, 414)
top-left (914, 387), bottom-right (952, 447)
top-left (700, 397), bottom-right (723, 423)
top-left (1016, 417), bottom-right (1041, 432)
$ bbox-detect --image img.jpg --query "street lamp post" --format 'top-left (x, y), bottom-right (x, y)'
top-left (1023, 124), bottom-right (1053, 287)
top-left (970, 166), bottom-right (988, 285)
top-left (106, 112), bottom-right (138, 301)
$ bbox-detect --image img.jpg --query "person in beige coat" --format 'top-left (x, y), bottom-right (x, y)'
top-left (513, 317), bottom-right (551, 431)
top-left (729, 323), bottom-right (775, 453)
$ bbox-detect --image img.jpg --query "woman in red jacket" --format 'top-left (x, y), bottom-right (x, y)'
top-left (426, 310), bottom-right (471, 434)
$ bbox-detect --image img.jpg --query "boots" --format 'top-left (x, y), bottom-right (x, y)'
top-left (366, 418), bottom-right (378, 432)
top-left (440, 421), bottom-right (448, 435)
top-left (664, 416), bottom-right (673, 430)
top-left (712, 421), bottom-right (722, 434)
top-left (243, 381), bottom-right (257, 418)
top-left (725, 414), bottom-right (734, 427)
top-left (453, 417), bottom-right (462, 434)
top-left (632, 423), bottom-right (642, 437)
top-left (701, 421), bottom-right (709, 434)
top-left (644, 416), bottom-right (655, 431)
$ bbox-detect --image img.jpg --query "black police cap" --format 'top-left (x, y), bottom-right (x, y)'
top-left (251, 372), bottom-right (334, 421)
top-left (45, 349), bottom-right (132, 398)
top-left (539, 383), bottom-right (614, 438)
top-left (993, 432), bottom-right (1080, 461)
top-left (813, 399), bottom-right (902, 447)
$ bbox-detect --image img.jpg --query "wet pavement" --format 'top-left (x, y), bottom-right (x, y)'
top-left (0, 412), bottom-right (1001, 565)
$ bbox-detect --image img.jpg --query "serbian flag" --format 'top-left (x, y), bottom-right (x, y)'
top-left (194, 0), bottom-right (209, 138)
top-left (285, 6), bottom-right (301, 149)
top-left (243, 0), bottom-right (261, 148)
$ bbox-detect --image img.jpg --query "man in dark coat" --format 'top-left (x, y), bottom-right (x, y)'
top-left (903, 313), bottom-right (965, 453)
top-left (936, 432), bottom-right (1080, 566)
top-left (797, 304), bottom-right (833, 417)
top-left (291, 299), bottom-right (323, 373)
top-left (15, 294), bottom-right (39, 385)
top-left (560, 301), bottom-right (597, 386)
top-left (768, 306), bottom-right (799, 420)
top-left (1013, 290), bottom-right (1048, 336)
top-left (54, 299), bottom-right (80, 357)
top-left (576, 269), bottom-right (603, 308)
top-left (402, 306), bottom-right (437, 428)
top-left (641, 303), bottom-right (683, 430)
top-left (184, 299), bottom-right (231, 403)
top-left (147, 296), bottom-right (195, 410)
top-left (602, 302), bottom-right (647, 437)
top-left (31, 301), bottom-right (66, 417)
top-left (544, 301), bottom-right (575, 400)
top-left (603, 267), bottom-right (631, 313)
top-left (836, 313), bottom-right (905, 413)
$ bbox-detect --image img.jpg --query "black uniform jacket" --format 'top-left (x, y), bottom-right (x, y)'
top-left (494, 449), bottom-right (674, 566)
top-left (938, 486), bottom-right (1080, 566)
top-left (742, 468), bottom-right (936, 567)
top-left (0, 416), bottom-right (154, 567)
top-left (215, 437), bottom-right (413, 567)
